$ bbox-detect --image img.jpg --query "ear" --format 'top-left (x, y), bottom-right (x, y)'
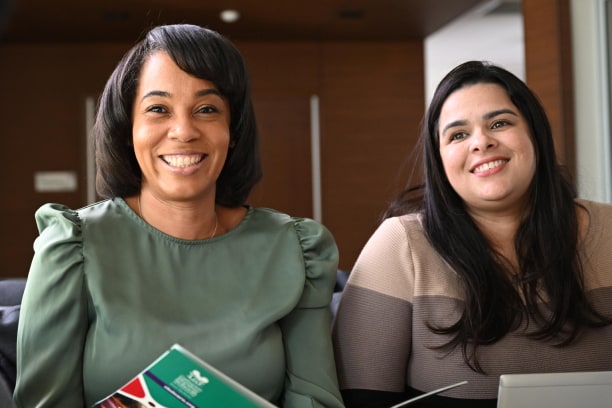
top-left (229, 139), bottom-right (236, 149)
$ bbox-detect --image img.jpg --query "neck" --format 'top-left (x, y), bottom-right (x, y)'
top-left (469, 210), bottom-right (522, 272)
top-left (137, 194), bottom-right (218, 240)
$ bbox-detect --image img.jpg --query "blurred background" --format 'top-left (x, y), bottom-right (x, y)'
top-left (1, 0), bottom-right (610, 277)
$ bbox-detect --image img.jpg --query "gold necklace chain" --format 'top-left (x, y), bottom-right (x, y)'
top-left (208, 214), bottom-right (218, 240)
top-left (138, 194), bottom-right (218, 240)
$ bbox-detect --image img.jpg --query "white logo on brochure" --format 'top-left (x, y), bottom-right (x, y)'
top-left (188, 370), bottom-right (210, 386)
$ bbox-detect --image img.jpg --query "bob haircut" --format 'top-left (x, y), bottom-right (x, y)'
top-left (93, 24), bottom-right (262, 207)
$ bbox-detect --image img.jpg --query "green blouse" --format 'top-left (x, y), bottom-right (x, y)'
top-left (14, 198), bottom-right (344, 408)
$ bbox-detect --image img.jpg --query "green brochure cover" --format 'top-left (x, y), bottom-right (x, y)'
top-left (93, 344), bottom-right (277, 408)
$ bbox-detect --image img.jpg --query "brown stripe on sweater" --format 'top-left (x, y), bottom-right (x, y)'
top-left (334, 289), bottom-right (612, 399)
top-left (332, 285), bottom-right (412, 391)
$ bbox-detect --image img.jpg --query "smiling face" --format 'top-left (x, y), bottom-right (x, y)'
top-left (437, 82), bottom-right (536, 215)
top-left (132, 51), bottom-right (231, 204)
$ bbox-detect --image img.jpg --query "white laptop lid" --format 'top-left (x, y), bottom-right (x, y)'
top-left (497, 371), bottom-right (612, 408)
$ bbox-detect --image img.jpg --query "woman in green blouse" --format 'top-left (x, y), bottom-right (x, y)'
top-left (14, 24), bottom-right (343, 408)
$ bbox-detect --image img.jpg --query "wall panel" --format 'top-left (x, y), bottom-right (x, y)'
top-left (523, 0), bottom-right (575, 172)
top-left (0, 43), bottom-right (129, 278)
top-left (319, 42), bottom-right (424, 270)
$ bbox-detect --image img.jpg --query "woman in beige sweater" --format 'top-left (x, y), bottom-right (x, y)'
top-left (332, 60), bottom-right (612, 408)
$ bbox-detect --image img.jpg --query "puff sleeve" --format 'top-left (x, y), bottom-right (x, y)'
top-left (279, 218), bottom-right (344, 408)
top-left (14, 203), bottom-right (89, 407)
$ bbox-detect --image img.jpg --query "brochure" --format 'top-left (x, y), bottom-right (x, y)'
top-left (93, 344), bottom-right (277, 408)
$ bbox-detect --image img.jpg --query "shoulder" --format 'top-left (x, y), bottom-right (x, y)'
top-left (346, 215), bottom-right (419, 295)
top-left (33, 203), bottom-right (84, 253)
top-left (35, 199), bottom-right (123, 227)
top-left (578, 198), bottom-right (612, 219)
top-left (34, 202), bottom-right (81, 233)
top-left (577, 199), bottom-right (612, 287)
top-left (361, 213), bottom-right (427, 256)
top-left (348, 212), bottom-right (455, 300)
top-left (33, 199), bottom-right (127, 249)
top-left (250, 207), bottom-right (335, 245)
top-left (27, 203), bottom-right (106, 298)
top-left (577, 199), bottom-right (612, 242)
top-left (251, 208), bottom-right (339, 306)
top-left (252, 206), bottom-right (338, 266)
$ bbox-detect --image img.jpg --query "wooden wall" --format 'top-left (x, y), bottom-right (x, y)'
top-left (317, 43), bottom-right (423, 270)
top-left (240, 41), bottom-right (424, 269)
top-left (0, 39), bottom-right (424, 277)
top-left (523, 0), bottom-right (575, 172)
top-left (0, 44), bottom-right (129, 278)
top-left (0, 0), bottom-right (577, 278)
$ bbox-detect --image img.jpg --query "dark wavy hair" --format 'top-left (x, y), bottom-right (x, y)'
top-left (93, 24), bottom-right (262, 206)
top-left (387, 60), bottom-right (611, 373)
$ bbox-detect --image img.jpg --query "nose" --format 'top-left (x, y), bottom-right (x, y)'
top-left (470, 128), bottom-right (496, 152)
top-left (167, 114), bottom-right (200, 142)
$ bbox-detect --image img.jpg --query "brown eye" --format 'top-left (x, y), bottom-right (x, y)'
top-left (491, 120), bottom-right (510, 129)
top-left (195, 105), bottom-right (218, 114)
top-left (450, 131), bottom-right (468, 142)
top-left (146, 105), bottom-right (167, 114)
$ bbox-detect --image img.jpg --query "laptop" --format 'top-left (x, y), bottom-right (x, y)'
top-left (497, 371), bottom-right (612, 408)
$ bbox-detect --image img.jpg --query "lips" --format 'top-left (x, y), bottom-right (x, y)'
top-left (161, 154), bottom-right (205, 168)
top-left (471, 159), bottom-right (508, 173)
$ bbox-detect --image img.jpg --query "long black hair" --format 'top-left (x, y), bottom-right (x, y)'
top-left (93, 24), bottom-right (262, 207)
top-left (387, 60), bottom-right (611, 372)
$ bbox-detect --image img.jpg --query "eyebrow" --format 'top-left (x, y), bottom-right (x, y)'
top-left (140, 88), bottom-right (223, 101)
top-left (441, 108), bottom-right (518, 134)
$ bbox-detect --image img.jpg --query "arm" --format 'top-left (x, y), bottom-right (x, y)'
top-left (332, 217), bottom-right (415, 408)
top-left (279, 219), bottom-right (344, 408)
top-left (14, 204), bottom-right (89, 407)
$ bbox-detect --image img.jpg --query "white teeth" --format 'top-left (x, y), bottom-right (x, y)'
top-left (162, 155), bottom-right (204, 168)
top-left (473, 159), bottom-right (506, 173)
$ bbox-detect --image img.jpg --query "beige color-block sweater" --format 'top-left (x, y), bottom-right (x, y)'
top-left (332, 199), bottom-right (612, 407)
